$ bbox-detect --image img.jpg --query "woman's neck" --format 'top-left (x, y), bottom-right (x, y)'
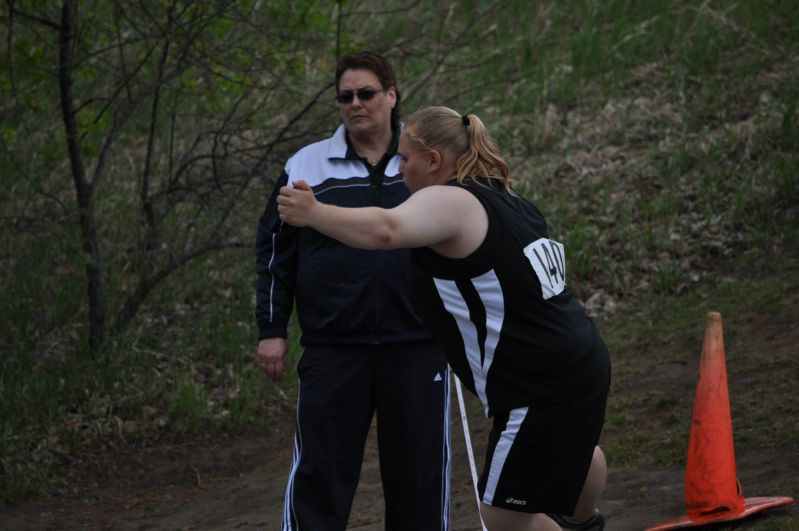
top-left (350, 127), bottom-right (393, 164)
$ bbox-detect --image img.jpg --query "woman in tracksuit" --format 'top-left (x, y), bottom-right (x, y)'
top-left (256, 53), bottom-right (451, 531)
top-left (276, 105), bottom-right (611, 531)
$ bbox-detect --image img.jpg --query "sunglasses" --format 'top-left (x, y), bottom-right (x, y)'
top-left (335, 88), bottom-right (383, 104)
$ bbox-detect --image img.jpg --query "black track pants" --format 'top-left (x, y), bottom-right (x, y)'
top-left (281, 342), bottom-right (451, 531)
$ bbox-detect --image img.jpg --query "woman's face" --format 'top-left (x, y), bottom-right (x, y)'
top-left (398, 130), bottom-right (436, 193)
top-left (337, 68), bottom-right (396, 138)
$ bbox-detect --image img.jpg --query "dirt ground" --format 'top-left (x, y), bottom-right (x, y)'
top-left (1, 407), bottom-right (796, 529)
top-left (2, 307), bottom-right (797, 530)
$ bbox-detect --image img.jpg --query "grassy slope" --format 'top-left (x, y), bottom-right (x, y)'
top-left (499, 2), bottom-right (799, 525)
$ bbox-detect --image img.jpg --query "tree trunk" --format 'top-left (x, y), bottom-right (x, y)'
top-left (58, 1), bottom-right (106, 353)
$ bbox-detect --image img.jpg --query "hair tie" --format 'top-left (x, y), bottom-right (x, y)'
top-left (461, 114), bottom-right (470, 127)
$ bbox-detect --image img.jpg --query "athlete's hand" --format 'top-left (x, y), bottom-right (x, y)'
top-left (257, 337), bottom-right (288, 381)
top-left (277, 180), bottom-right (317, 227)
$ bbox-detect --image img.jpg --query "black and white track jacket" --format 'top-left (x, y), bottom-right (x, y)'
top-left (255, 124), bottom-right (432, 346)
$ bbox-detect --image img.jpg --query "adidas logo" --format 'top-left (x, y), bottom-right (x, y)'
top-left (433, 372), bottom-right (442, 382)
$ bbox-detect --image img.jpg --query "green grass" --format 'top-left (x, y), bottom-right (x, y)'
top-left (170, 374), bottom-right (208, 433)
top-left (600, 257), bottom-right (799, 471)
top-left (0, 245), bottom-right (291, 500)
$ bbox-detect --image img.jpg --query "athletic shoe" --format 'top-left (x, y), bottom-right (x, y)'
top-left (547, 510), bottom-right (605, 531)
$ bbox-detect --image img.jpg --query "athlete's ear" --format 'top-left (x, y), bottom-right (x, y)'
top-left (428, 148), bottom-right (443, 172)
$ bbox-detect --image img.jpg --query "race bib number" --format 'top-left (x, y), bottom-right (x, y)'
top-left (522, 238), bottom-right (566, 299)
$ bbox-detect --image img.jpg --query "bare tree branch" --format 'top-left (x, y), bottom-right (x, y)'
top-left (7, 1), bottom-right (60, 31)
top-left (113, 239), bottom-right (248, 332)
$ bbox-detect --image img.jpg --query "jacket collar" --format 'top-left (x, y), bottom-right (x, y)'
top-left (327, 124), bottom-right (402, 162)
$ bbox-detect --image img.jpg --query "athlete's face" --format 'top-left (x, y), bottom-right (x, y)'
top-left (398, 130), bottom-right (437, 193)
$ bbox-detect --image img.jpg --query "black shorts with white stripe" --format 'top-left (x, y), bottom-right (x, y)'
top-left (476, 368), bottom-right (609, 515)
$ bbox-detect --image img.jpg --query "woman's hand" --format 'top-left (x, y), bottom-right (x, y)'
top-left (277, 180), bottom-right (317, 227)
top-left (257, 337), bottom-right (288, 381)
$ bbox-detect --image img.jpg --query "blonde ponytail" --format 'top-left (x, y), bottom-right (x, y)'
top-left (404, 106), bottom-right (511, 189)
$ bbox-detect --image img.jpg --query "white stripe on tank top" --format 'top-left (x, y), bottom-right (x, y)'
top-left (433, 269), bottom-right (504, 416)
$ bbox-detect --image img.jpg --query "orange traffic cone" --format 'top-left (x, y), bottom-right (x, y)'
top-left (646, 312), bottom-right (793, 530)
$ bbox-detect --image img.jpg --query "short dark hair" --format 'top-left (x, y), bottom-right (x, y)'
top-left (335, 51), bottom-right (402, 130)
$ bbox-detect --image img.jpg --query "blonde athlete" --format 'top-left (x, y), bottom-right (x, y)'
top-left (277, 106), bottom-right (610, 531)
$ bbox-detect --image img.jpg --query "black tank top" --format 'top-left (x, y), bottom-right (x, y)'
top-left (409, 178), bottom-right (609, 415)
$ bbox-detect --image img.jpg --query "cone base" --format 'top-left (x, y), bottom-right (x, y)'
top-left (645, 496), bottom-right (794, 530)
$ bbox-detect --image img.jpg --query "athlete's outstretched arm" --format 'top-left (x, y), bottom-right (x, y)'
top-left (277, 180), bottom-right (480, 252)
